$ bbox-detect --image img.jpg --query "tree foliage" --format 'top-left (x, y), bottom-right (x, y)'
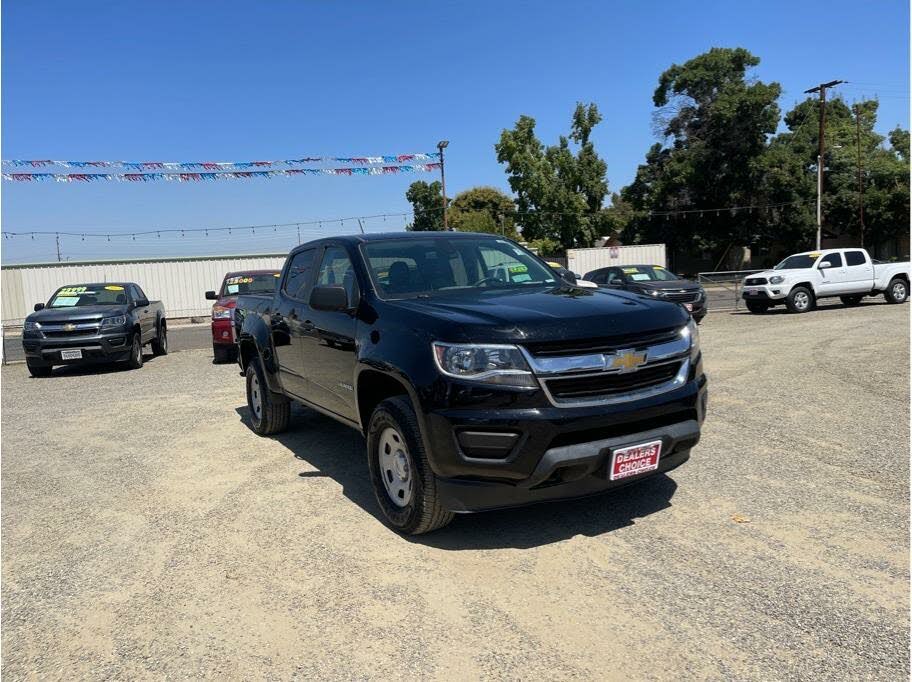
top-left (621, 48), bottom-right (782, 258)
top-left (405, 180), bottom-right (445, 231)
top-left (495, 103), bottom-right (609, 252)
top-left (449, 186), bottom-right (518, 238)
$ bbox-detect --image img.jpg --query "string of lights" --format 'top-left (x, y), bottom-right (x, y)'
top-left (1, 198), bottom-right (816, 242)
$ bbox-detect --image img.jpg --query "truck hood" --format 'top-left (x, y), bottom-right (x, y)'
top-left (384, 285), bottom-right (689, 343)
top-left (27, 304), bottom-right (129, 323)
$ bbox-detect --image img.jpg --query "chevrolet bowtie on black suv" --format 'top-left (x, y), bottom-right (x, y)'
top-left (22, 282), bottom-right (167, 377)
top-left (235, 233), bottom-right (707, 534)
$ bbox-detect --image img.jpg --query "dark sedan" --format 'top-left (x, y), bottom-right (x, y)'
top-left (584, 264), bottom-right (707, 323)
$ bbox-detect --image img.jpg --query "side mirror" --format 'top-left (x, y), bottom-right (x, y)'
top-left (34, 303), bottom-right (45, 312)
top-left (134, 298), bottom-right (150, 307)
top-left (205, 290), bottom-right (218, 300)
top-left (310, 285), bottom-right (350, 312)
top-left (818, 261), bottom-right (832, 270)
top-left (608, 278), bottom-right (624, 286)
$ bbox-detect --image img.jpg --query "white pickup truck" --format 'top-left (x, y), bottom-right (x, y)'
top-left (741, 248), bottom-right (910, 313)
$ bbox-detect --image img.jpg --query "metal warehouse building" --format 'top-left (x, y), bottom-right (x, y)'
top-left (1, 253), bottom-right (287, 324)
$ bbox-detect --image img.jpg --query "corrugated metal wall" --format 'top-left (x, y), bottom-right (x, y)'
top-left (1, 254), bottom-right (287, 324)
top-left (567, 244), bottom-right (666, 278)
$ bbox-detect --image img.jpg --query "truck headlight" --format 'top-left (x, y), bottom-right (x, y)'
top-left (769, 276), bottom-right (785, 285)
top-left (101, 315), bottom-right (127, 327)
top-left (24, 320), bottom-right (41, 331)
top-left (432, 342), bottom-right (537, 388)
top-left (681, 319), bottom-right (700, 360)
top-left (212, 306), bottom-right (232, 320)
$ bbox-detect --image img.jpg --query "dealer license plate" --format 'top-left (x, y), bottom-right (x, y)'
top-left (60, 349), bottom-right (83, 360)
top-left (610, 440), bottom-right (662, 481)
top-left (748, 289), bottom-right (761, 295)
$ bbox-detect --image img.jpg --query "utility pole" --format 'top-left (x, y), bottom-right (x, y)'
top-left (854, 103), bottom-right (866, 248)
top-left (804, 79), bottom-right (844, 249)
top-left (437, 140), bottom-right (449, 230)
top-left (55, 233), bottom-right (61, 262)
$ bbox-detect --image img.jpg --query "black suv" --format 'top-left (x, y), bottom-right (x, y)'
top-left (585, 265), bottom-right (707, 323)
top-left (236, 233), bottom-right (707, 534)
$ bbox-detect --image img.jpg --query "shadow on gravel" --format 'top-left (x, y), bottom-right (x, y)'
top-left (235, 404), bottom-right (679, 550)
top-left (729, 300), bottom-right (890, 317)
top-left (31, 353), bottom-right (160, 378)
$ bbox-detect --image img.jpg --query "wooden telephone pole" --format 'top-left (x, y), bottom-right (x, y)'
top-left (804, 79), bottom-right (845, 249)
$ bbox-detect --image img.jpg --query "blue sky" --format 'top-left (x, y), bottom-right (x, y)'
top-left (2, 0), bottom-right (909, 263)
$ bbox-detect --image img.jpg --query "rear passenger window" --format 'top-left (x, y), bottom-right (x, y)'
top-left (821, 253), bottom-right (843, 268)
top-left (845, 251), bottom-right (866, 266)
top-left (283, 249), bottom-right (316, 300)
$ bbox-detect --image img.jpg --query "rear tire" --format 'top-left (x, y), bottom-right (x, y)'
top-left (27, 360), bottom-right (52, 378)
top-left (151, 322), bottom-right (168, 356)
top-left (127, 333), bottom-right (143, 369)
top-left (840, 295), bottom-right (863, 307)
top-left (786, 286), bottom-right (815, 313)
top-left (367, 396), bottom-right (454, 535)
top-left (745, 301), bottom-right (770, 314)
top-left (245, 357), bottom-right (290, 435)
top-left (213, 344), bottom-right (235, 364)
top-left (885, 277), bottom-right (908, 304)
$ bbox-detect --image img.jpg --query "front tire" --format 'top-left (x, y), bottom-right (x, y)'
top-left (786, 286), bottom-right (815, 313)
top-left (367, 396), bottom-right (453, 535)
top-left (127, 332), bottom-right (143, 369)
top-left (885, 277), bottom-right (908, 304)
top-left (245, 357), bottom-right (290, 435)
top-left (745, 301), bottom-right (770, 314)
top-left (27, 360), bottom-right (52, 378)
top-left (151, 323), bottom-right (168, 356)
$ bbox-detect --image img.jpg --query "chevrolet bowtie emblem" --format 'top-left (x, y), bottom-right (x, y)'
top-left (63, 323), bottom-right (76, 332)
top-left (606, 349), bottom-right (647, 373)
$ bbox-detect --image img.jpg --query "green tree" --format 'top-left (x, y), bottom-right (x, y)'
top-left (405, 180), bottom-right (445, 231)
top-left (761, 97), bottom-right (909, 252)
top-left (495, 102), bottom-right (609, 251)
top-left (449, 186), bottom-right (518, 238)
top-left (621, 48), bottom-right (781, 260)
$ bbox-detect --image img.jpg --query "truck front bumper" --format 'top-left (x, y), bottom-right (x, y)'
top-left (422, 371), bottom-right (707, 513)
top-left (436, 419), bottom-right (699, 512)
top-left (742, 285), bottom-right (786, 301)
top-left (22, 330), bottom-right (132, 365)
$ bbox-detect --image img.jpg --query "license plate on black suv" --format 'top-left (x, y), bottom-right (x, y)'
top-left (60, 349), bottom-right (83, 360)
top-left (610, 440), bottom-right (662, 481)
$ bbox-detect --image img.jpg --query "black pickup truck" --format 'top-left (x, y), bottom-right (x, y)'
top-left (22, 282), bottom-right (167, 377)
top-left (235, 233), bottom-right (707, 534)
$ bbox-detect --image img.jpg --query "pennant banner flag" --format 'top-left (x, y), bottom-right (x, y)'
top-left (3, 153), bottom-right (440, 171)
top-left (3, 164), bottom-right (442, 183)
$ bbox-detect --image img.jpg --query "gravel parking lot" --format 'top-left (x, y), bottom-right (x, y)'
top-left (2, 301), bottom-right (908, 680)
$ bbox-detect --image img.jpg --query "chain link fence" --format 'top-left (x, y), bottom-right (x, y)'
top-left (697, 270), bottom-right (764, 312)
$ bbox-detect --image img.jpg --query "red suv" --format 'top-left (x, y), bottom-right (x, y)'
top-left (205, 270), bottom-right (280, 362)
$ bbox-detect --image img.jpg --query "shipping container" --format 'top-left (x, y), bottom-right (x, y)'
top-left (567, 244), bottom-right (666, 279)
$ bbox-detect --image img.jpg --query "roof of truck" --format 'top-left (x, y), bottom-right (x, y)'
top-left (301, 231), bottom-right (507, 246)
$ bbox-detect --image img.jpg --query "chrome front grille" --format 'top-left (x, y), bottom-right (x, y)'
top-left (661, 290), bottom-right (700, 303)
top-left (522, 333), bottom-right (692, 407)
top-left (745, 277), bottom-right (768, 286)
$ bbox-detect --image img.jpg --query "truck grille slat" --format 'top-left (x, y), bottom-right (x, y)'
top-left (523, 328), bottom-right (680, 357)
top-left (545, 362), bottom-right (682, 399)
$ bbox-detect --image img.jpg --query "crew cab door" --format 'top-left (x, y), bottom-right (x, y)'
top-left (815, 252), bottom-right (849, 296)
top-left (843, 249), bottom-right (875, 293)
top-left (129, 284), bottom-right (155, 342)
top-left (296, 245), bottom-right (360, 421)
top-left (273, 248), bottom-right (318, 400)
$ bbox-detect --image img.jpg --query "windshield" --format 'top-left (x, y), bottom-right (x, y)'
top-left (220, 273), bottom-right (280, 296)
top-left (621, 266), bottom-right (679, 282)
top-left (49, 284), bottom-right (128, 308)
top-left (775, 254), bottom-right (819, 270)
top-left (363, 236), bottom-right (557, 299)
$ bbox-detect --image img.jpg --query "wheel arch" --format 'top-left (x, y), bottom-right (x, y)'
top-left (355, 368), bottom-right (418, 434)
